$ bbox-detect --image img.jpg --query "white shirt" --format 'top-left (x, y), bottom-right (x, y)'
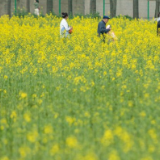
top-left (157, 17), bottom-right (160, 22)
top-left (60, 19), bottom-right (71, 35)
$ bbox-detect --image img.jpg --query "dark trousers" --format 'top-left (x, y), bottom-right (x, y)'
top-left (98, 34), bottom-right (106, 43)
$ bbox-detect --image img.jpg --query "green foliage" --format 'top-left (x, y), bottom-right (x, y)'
top-left (14, 8), bottom-right (45, 18)
top-left (13, 9), bottom-right (101, 19)
top-left (115, 15), bottom-right (134, 20)
top-left (73, 12), bottom-right (101, 19)
top-left (14, 8), bottom-right (29, 18)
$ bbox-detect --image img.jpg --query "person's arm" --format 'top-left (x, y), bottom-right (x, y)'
top-left (157, 17), bottom-right (160, 22)
top-left (100, 26), bottom-right (110, 33)
top-left (100, 23), bottom-right (110, 34)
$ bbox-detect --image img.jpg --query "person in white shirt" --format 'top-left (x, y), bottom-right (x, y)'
top-left (157, 12), bottom-right (160, 36)
top-left (34, 0), bottom-right (40, 16)
top-left (60, 13), bottom-right (72, 38)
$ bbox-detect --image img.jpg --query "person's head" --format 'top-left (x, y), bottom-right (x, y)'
top-left (35, 0), bottom-right (39, 3)
top-left (158, 12), bottom-right (160, 17)
top-left (62, 12), bottom-right (68, 19)
top-left (103, 16), bottom-right (110, 23)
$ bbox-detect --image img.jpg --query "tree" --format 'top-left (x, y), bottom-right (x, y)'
top-left (110, 0), bottom-right (117, 17)
top-left (27, 0), bottom-right (30, 13)
top-left (90, 0), bottom-right (96, 14)
top-left (133, 0), bottom-right (139, 18)
top-left (155, 0), bottom-right (160, 17)
top-left (68, 0), bottom-right (73, 16)
top-left (8, 0), bottom-right (11, 17)
top-left (47, 0), bottom-right (53, 13)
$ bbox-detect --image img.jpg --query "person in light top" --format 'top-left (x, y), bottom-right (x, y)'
top-left (34, 0), bottom-right (39, 16)
top-left (157, 12), bottom-right (160, 36)
top-left (60, 12), bottom-right (72, 38)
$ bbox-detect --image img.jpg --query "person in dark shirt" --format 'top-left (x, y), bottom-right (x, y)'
top-left (157, 12), bottom-right (160, 36)
top-left (97, 16), bottom-right (111, 42)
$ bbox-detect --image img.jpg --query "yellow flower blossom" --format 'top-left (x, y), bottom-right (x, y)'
top-left (44, 125), bottom-right (53, 134)
top-left (1, 156), bottom-right (9, 160)
top-left (108, 150), bottom-right (120, 160)
top-left (140, 111), bottom-right (146, 117)
top-left (65, 116), bottom-right (75, 125)
top-left (27, 130), bottom-right (39, 143)
top-left (19, 92), bottom-right (27, 99)
top-left (19, 146), bottom-right (30, 158)
top-left (101, 129), bottom-right (114, 146)
top-left (23, 112), bottom-right (31, 122)
top-left (66, 136), bottom-right (78, 148)
top-left (50, 144), bottom-right (59, 156)
top-left (10, 111), bottom-right (17, 122)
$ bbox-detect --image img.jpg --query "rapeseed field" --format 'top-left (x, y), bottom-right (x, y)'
top-left (0, 15), bottom-right (160, 160)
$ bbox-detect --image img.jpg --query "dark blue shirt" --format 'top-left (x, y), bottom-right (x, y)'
top-left (97, 20), bottom-right (110, 36)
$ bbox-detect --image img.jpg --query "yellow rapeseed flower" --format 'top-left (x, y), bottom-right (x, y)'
top-left (1, 156), bottom-right (9, 160)
top-left (66, 136), bottom-right (78, 148)
top-left (44, 125), bottom-right (53, 134)
top-left (50, 144), bottom-right (59, 156)
top-left (23, 112), bottom-right (31, 122)
top-left (101, 129), bottom-right (114, 146)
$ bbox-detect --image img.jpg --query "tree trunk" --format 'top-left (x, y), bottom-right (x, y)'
top-left (90, 0), bottom-right (96, 14)
top-left (155, 0), bottom-right (160, 17)
top-left (47, 0), bottom-right (53, 13)
top-left (133, 0), bottom-right (139, 18)
top-left (27, 0), bottom-right (30, 13)
top-left (110, 0), bottom-right (117, 17)
top-left (68, 0), bottom-right (73, 16)
top-left (8, 0), bottom-right (11, 17)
